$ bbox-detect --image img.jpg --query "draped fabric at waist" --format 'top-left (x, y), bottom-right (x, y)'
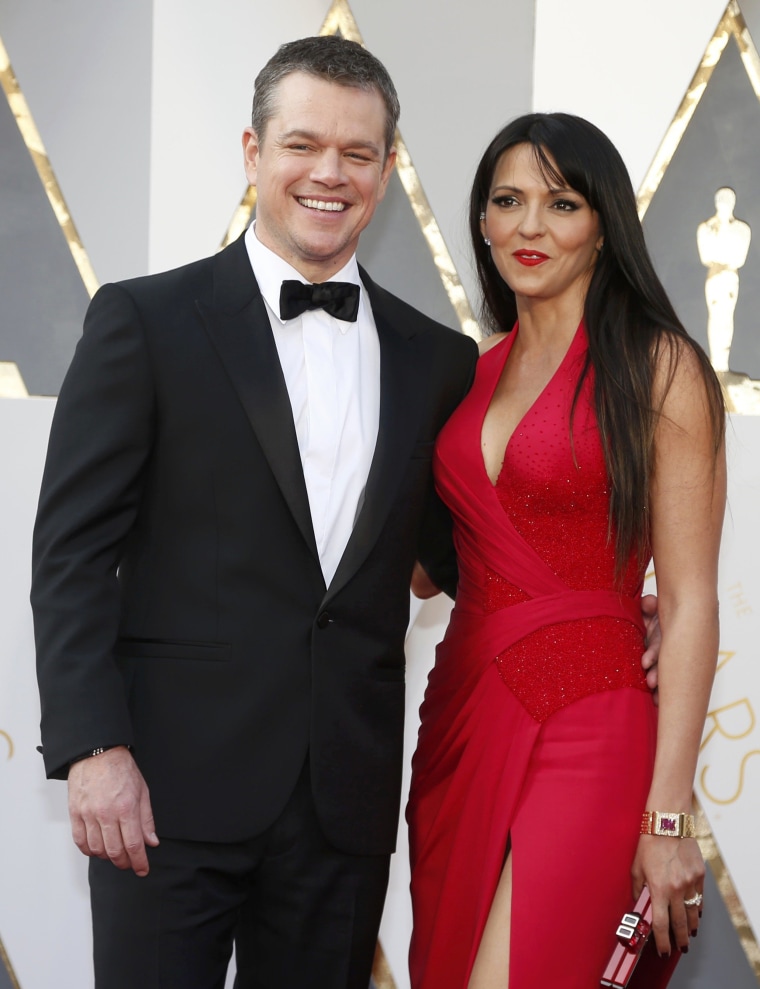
top-left (414, 589), bottom-right (645, 776)
top-left (438, 589), bottom-right (644, 677)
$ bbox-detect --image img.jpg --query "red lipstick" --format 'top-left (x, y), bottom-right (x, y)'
top-left (513, 250), bottom-right (549, 266)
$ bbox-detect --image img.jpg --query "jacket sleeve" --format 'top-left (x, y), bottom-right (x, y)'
top-left (416, 334), bottom-right (478, 599)
top-left (30, 283), bottom-right (156, 778)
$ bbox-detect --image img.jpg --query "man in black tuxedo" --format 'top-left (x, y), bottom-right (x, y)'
top-left (31, 35), bottom-right (478, 989)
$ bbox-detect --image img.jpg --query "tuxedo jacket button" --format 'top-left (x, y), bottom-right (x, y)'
top-left (316, 611), bottom-right (332, 629)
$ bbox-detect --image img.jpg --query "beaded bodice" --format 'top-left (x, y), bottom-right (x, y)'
top-left (434, 323), bottom-right (649, 722)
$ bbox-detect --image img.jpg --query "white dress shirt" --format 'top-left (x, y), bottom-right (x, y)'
top-left (245, 224), bottom-right (381, 587)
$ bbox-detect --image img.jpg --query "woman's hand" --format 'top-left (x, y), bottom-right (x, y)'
top-left (631, 834), bottom-right (704, 955)
top-left (411, 561), bottom-right (442, 599)
top-left (640, 593), bottom-right (661, 702)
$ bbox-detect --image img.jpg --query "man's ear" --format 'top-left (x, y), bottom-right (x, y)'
top-left (242, 127), bottom-right (261, 186)
top-left (376, 147), bottom-right (397, 204)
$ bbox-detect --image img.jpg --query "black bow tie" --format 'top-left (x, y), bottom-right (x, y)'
top-left (279, 279), bottom-right (360, 322)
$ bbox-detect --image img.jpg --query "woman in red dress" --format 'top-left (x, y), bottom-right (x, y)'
top-left (407, 114), bottom-right (726, 988)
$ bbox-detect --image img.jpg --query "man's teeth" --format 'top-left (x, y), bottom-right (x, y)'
top-left (299, 198), bottom-right (346, 211)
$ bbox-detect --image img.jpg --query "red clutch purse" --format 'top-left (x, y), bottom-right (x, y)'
top-left (600, 887), bottom-right (681, 988)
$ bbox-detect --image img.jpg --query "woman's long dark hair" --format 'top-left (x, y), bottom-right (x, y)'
top-left (469, 112), bottom-right (725, 573)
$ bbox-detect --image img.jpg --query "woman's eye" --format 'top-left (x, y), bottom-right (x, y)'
top-left (552, 199), bottom-right (580, 212)
top-left (491, 195), bottom-right (518, 208)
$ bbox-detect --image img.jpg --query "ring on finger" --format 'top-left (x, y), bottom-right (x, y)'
top-left (684, 892), bottom-right (703, 908)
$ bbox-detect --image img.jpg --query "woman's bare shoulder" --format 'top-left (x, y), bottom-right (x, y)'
top-left (478, 332), bottom-right (510, 356)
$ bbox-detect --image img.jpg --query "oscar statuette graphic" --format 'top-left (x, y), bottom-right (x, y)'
top-left (696, 187), bottom-right (760, 413)
top-left (697, 187), bottom-right (751, 373)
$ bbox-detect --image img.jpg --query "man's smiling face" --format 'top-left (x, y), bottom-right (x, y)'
top-left (243, 71), bottom-right (396, 282)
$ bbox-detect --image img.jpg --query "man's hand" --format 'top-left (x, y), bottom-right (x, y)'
top-left (67, 745), bottom-right (159, 876)
top-left (641, 593), bottom-right (661, 701)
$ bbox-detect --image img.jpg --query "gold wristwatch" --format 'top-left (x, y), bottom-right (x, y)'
top-left (640, 811), bottom-right (696, 838)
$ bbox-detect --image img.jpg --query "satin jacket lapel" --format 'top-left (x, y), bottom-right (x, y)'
top-left (326, 270), bottom-right (427, 601)
top-left (196, 237), bottom-right (319, 563)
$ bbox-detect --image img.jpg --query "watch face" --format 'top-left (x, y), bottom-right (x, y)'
top-left (643, 811), bottom-right (694, 838)
top-left (655, 813), bottom-right (681, 836)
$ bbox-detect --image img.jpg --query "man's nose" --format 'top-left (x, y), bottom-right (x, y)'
top-left (310, 150), bottom-right (346, 186)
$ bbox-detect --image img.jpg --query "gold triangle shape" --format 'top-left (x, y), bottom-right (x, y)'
top-left (637, 0), bottom-right (760, 414)
top-left (0, 363), bottom-right (28, 397)
top-left (638, 0), bottom-right (760, 220)
top-left (220, 0), bottom-right (479, 341)
top-left (0, 35), bottom-right (98, 298)
top-left (0, 934), bottom-right (21, 988)
top-left (695, 797), bottom-right (760, 975)
top-left (0, 31), bottom-right (99, 397)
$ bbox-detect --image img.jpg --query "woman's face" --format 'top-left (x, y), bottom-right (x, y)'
top-left (481, 143), bottom-right (603, 312)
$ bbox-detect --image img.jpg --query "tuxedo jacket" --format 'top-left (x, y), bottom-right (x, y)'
top-left (31, 234), bottom-right (477, 856)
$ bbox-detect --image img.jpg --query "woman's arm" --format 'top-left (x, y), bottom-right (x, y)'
top-left (631, 340), bottom-right (726, 955)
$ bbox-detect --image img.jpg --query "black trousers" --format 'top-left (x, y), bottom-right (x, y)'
top-left (89, 762), bottom-right (390, 989)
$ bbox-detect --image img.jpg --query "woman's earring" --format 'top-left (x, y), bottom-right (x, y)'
top-left (480, 211), bottom-right (490, 246)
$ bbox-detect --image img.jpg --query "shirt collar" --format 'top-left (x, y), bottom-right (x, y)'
top-left (245, 222), bottom-right (362, 329)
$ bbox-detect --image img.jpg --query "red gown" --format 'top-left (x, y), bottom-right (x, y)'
top-left (407, 324), bottom-right (658, 989)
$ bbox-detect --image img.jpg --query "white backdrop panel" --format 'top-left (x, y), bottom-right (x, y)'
top-left (534, 0), bottom-right (731, 192)
top-left (697, 414), bottom-right (760, 931)
top-left (0, 398), bottom-right (91, 989)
